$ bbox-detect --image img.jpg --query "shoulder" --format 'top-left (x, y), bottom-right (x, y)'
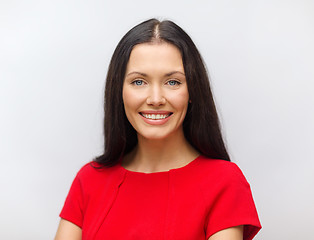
top-left (75, 161), bottom-right (124, 184)
top-left (70, 161), bottom-right (125, 198)
top-left (192, 156), bottom-right (250, 188)
top-left (197, 157), bottom-right (262, 239)
top-left (197, 156), bottom-right (247, 178)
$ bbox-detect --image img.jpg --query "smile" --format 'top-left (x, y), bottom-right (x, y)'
top-left (140, 113), bottom-right (172, 120)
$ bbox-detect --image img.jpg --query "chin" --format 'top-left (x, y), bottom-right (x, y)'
top-left (139, 133), bottom-right (169, 141)
top-left (137, 128), bottom-right (182, 141)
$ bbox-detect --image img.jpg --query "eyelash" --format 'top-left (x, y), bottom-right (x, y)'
top-left (130, 79), bottom-right (182, 86)
top-left (167, 80), bottom-right (181, 86)
top-left (131, 79), bottom-right (145, 86)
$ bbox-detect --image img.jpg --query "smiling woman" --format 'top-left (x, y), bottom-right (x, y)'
top-left (55, 19), bottom-right (261, 240)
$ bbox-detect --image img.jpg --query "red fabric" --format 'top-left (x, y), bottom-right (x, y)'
top-left (60, 156), bottom-right (261, 239)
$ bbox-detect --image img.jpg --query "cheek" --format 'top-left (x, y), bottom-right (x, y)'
top-left (122, 90), bottom-right (133, 114)
top-left (169, 91), bottom-right (189, 111)
top-left (122, 87), bottom-right (143, 113)
top-left (122, 90), bottom-right (135, 126)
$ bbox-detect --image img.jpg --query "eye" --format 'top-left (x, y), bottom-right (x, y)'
top-left (167, 80), bottom-right (181, 86)
top-left (132, 79), bottom-right (144, 86)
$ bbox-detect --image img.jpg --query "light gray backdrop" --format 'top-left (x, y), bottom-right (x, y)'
top-left (1, 0), bottom-right (313, 239)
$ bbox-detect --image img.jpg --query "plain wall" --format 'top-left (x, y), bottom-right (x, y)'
top-left (1, 0), bottom-right (313, 239)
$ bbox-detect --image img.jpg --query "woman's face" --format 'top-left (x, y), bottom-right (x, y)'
top-left (122, 42), bottom-right (189, 140)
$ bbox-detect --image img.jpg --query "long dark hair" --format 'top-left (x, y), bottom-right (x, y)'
top-left (95, 18), bottom-right (230, 167)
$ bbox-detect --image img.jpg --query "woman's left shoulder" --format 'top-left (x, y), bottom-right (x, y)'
top-left (197, 156), bottom-right (262, 240)
top-left (195, 156), bottom-right (249, 184)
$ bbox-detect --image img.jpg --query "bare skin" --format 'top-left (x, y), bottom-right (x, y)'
top-left (121, 128), bottom-right (199, 173)
top-left (122, 43), bottom-right (198, 173)
top-left (54, 219), bottom-right (81, 240)
top-left (209, 226), bottom-right (243, 240)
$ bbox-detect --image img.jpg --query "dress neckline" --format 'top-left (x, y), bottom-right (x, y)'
top-left (118, 155), bottom-right (202, 175)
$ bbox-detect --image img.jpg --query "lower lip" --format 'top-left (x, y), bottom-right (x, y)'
top-left (139, 114), bottom-right (172, 125)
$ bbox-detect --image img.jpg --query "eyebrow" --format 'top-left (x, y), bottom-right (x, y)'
top-left (165, 71), bottom-right (185, 77)
top-left (126, 71), bottom-right (148, 77)
top-left (126, 71), bottom-right (185, 77)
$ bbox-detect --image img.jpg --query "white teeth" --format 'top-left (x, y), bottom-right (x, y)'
top-left (142, 113), bottom-right (170, 120)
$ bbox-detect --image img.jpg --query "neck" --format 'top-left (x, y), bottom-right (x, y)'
top-left (122, 130), bottom-right (199, 173)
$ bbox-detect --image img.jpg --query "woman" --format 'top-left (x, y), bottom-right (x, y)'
top-left (55, 19), bottom-right (261, 240)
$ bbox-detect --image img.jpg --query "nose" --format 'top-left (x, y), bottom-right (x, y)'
top-left (146, 85), bottom-right (166, 106)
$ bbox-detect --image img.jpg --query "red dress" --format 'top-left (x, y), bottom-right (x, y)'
top-left (60, 155), bottom-right (261, 239)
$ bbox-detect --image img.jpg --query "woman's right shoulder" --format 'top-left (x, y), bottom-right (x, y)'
top-left (75, 161), bottom-right (124, 183)
top-left (71, 161), bottom-right (125, 197)
top-left (76, 161), bottom-right (104, 175)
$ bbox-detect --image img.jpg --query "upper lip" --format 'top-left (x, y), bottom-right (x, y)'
top-left (140, 110), bottom-right (172, 114)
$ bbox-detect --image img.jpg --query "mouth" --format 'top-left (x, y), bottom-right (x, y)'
top-left (139, 112), bottom-right (172, 120)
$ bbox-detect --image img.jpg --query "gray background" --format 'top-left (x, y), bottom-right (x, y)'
top-left (1, 0), bottom-right (313, 239)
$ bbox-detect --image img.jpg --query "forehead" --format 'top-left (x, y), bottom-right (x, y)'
top-left (126, 42), bottom-right (184, 74)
